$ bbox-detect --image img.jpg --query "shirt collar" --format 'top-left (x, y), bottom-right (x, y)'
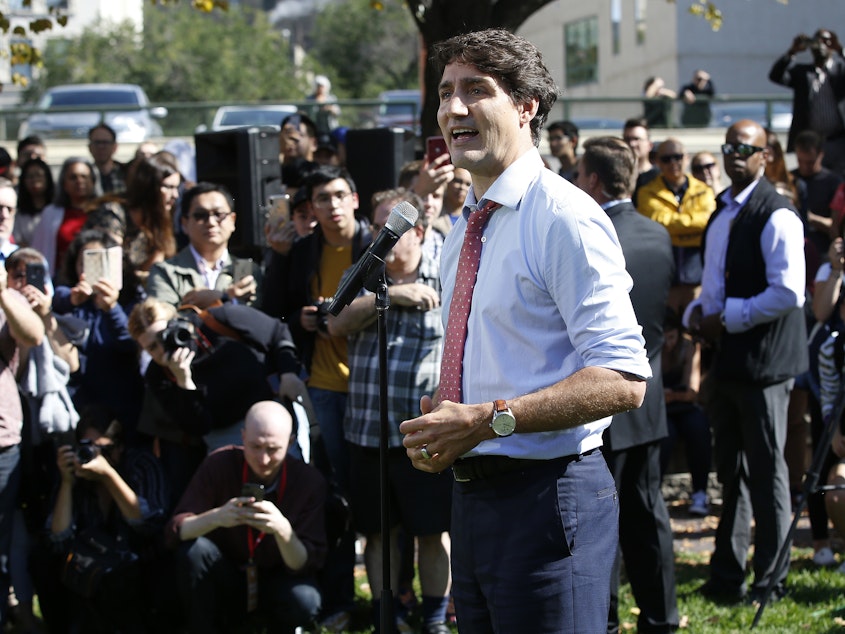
top-left (601, 198), bottom-right (632, 211)
top-left (719, 176), bottom-right (762, 208)
top-left (463, 148), bottom-right (544, 215)
top-left (189, 243), bottom-right (228, 272)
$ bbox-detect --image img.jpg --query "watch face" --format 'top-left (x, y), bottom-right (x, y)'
top-left (492, 411), bottom-right (516, 436)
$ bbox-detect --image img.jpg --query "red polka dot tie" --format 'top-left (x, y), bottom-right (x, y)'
top-left (438, 200), bottom-right (501, 404)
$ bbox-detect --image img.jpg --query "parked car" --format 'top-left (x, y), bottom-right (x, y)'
top-left (17, 83), bottom-right (167, 143)
top-left (375, 89), bottom-right (421, 134)
top-left (196, 104), bottom-right (298, 133)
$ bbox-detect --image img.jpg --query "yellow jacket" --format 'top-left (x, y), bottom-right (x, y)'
top-left (636, 175), bottom-right (716, 247)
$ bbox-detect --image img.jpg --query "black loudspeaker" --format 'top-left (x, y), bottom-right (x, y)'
top-left (194, 126), bottom-right (282, 258)
top-left (345, 127), bottom-right (416, 220)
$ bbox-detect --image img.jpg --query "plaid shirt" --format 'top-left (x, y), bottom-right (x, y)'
top-left (344, 253), bottom-right (442, 448)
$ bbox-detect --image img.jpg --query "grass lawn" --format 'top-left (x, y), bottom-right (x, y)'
top-left (333, 541), bottom-right (845, 633)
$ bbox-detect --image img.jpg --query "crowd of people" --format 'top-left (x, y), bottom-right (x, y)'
top-left (0, 24), bottom-right (844, 634)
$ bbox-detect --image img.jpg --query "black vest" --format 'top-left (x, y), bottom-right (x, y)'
top-left (705, 178), bottom-right (808, 384)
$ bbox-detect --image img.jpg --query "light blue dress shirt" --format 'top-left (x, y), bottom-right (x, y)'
top-left (440, 149), bottom-right (651, 459)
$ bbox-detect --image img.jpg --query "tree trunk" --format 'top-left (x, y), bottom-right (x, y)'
top-left (407, 0), bottom-right (557, 139)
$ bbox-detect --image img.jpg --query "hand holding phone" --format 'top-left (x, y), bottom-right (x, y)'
top-left (233, 258), bottom-right (254, 283)
top-left (25, 262), bottom-right (47, 293)
top-left (426, 136), bottom-right (450, 165)
top-left (241, 482), bottom-right (265, 502)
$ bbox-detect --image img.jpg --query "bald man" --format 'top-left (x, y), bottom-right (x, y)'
top-left (167, 401), bottom-right (328, 633)
top-left (684, 120), bottom-right (807, 604)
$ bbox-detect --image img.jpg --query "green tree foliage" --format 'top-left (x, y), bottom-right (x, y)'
top-left (29, 2), bottom-right (304, 103)
top-left (309, 0), bottom-right (419, 99)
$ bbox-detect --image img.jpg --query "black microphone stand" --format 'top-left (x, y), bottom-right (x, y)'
top-left (373, 269), bottom-right (395, 634)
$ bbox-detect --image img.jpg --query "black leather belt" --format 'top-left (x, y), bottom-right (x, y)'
top-left (452, 448), bottom-right (599, 482)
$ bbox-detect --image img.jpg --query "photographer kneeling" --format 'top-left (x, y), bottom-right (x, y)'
top-left (30, 405), bottom-right (169, 634)
top-left (128, 297), bottom-right (308, 504)
top-left (166, 400), bottom-right (327, 633)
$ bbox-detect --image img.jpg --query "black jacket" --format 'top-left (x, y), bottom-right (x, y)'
top-left (261, 218), bottom-right (372, 373)
top-left (602, 201), bottom-right (675, 451)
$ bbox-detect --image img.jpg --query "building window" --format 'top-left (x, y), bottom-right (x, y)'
top-left (565, 16), bottom-right (599, 87)
top-left (635, 0), bottom-right (646, 45)
top-left (611, 0), bottom-right (621, 56)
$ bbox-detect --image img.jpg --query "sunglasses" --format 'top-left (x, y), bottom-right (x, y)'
top-left (190, 210), bottom-right (233, 223)
top-left (692, 162), bottom-right (717, 172)
top-left (721, 143), bottom-right (765, 158)
top-left (659, 154), bottom-right (684, 164)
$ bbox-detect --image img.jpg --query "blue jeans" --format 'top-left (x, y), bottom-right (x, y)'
top-left (307, 386), bottom-right (355, 616)
top-left (451, 450), bottom-right (618, 633)
top-left (0, 445), bottom-right (21, 628)
top-left (307, 387), bottom-right (349, 491)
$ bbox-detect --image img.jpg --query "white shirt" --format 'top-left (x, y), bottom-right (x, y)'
top-left (683, 177), bottom-right (805, 332)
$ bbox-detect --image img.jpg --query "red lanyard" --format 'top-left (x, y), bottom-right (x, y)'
top-left (242, 458), bottom-right (287, 561)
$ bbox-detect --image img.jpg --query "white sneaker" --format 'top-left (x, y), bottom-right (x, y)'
top-left (813, 546), bottom-right (836, 567)
top-left (689, 490), bottom-right (709, 516)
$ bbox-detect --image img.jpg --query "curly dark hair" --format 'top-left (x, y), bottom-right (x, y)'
top-left (429, 28), bottom-right (559, 147)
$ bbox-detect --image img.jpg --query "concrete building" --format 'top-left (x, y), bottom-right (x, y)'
top-left (519, 0), bottom-right (844, 124)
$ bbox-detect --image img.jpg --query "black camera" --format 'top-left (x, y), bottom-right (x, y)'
top-left (76, 439), bottom-right (98, 464)
top-left (314, 299), bottom-right (332, 334)
top-left (157, 317), bottom-right (197, 354)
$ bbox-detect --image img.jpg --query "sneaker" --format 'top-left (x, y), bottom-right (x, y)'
top-left (689, 490), bottom-right (709, 516)
top-left (813, 546), bottom-right (836, 567)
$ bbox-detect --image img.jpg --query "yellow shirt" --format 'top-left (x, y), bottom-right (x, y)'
top-left (308, 244), bottom-right (351, 393)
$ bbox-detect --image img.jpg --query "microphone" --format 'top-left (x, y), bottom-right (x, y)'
top-left (327, 200), bottom-right (419, 316)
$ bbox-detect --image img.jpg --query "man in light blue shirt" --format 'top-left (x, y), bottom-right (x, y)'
top-left (400, 29), bottom-right (650, 633)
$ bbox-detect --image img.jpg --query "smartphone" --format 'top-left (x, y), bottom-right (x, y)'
top-left (241, 482), bottom-right (265, 502)
top-left (233, 258), bottom-right (254, 282)
top-left (267, 194), bottom-right (290, 226)
top-left (25, 262), bottom-right (46, 293)
top-left (426, 136), bottom-right (450, 165)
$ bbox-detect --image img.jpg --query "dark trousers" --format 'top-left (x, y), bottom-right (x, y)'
top-left (708, 378), bottom-right (793, 592)
top-left (177, 536), bottom-right (321, 634)
top-left (660, 405), bottom-right (712, 493)
top-left (606, 442), bottom-right (678, 634)
top-left (450, 450), bottom-right (618, 633)
top-left (0, 445), bottom-right (20, 628)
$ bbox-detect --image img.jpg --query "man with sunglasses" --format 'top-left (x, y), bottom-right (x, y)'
top-left (684, 120), bottom-right (807, 604)
top-left (770, 29), bottom-right (845, 174)
top-left (636, 137), bottom-right (716, 315)
top-left (147, 182), bottom-right (261, 309)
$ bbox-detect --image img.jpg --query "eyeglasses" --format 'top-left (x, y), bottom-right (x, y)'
top-left (692, 162), bottom-right (717, 172)
top-left (189, 209), bottom-right (233, 223)
top-left (721, 143), bottom-right (765, 157)
top-left (659, 154), bottom-right (684, 164)
top-left (312, 190), bottom-right (353, 208)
